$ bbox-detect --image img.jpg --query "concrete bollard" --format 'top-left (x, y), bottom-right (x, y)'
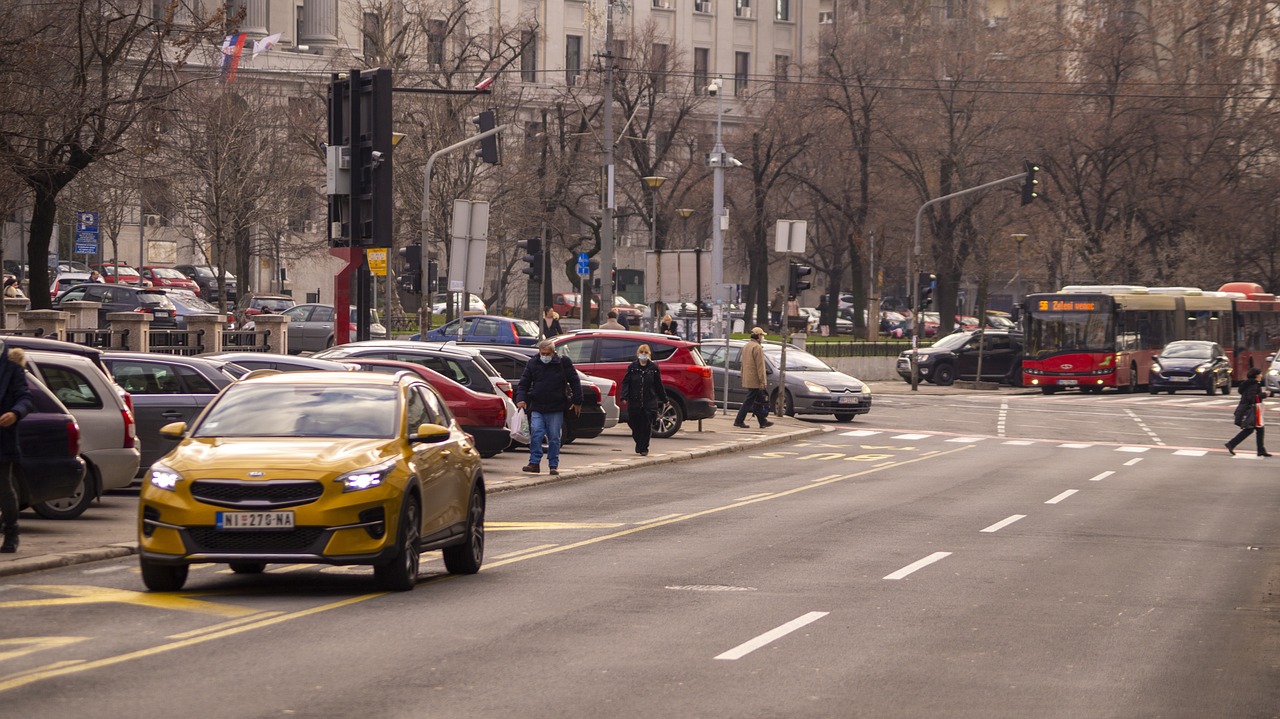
top-left (251, 314), bottom-right (290, 355)
top-left (2, 298), bottom-right (30, 330)
top-left (107, 312), bottom-right (152, 352)
top-left (18, 309), bottom-right (69, 340)
top-left (185, 314), bottom-right (226, 354)
top-left (61, 300), bottom-right (103, 330)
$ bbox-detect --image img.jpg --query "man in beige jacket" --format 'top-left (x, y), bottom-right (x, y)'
top-left (733, 327), bottom-right (773, 428)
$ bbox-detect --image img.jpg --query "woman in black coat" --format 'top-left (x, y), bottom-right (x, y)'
top-left (1226, 367), bottom-right (1270, 457)
top-left (619, 343), bottom-right (668, 456)
top-left (0, 342), bottom-right (33, 552)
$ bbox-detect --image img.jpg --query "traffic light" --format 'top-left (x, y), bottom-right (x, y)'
top-left (397, 243), bottom-right (422, 294)
top-left (789, 263), bottom-right (813, 295)
top-left (426, 260), bottom-right (439, 294)
top-left (1021, 160), bottom-right (1041, 205)
top-left (917, 272), bottom-right (936, 311)
top-left (517, 238), bottom-right (542, 283)
top-left (471, 109), bottom-right (501, 165)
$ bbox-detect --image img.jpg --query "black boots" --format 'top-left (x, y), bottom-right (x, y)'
top-left (1, 523), bottom-right (17, 553)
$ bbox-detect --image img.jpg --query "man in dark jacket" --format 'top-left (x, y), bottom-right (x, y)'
top-left (0, 341), bottom-right (33, 552)
top-left (516, 340), bottom-right (583, 475)
top-left (619, 343), bottom-right (667, 455)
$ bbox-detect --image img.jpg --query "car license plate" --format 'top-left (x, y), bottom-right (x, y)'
top-left (838, 395), bottom-right (858, 405)
top-left (153, 310), bottom-right (171, 318)
top-left (217, 511), bottom-right (295, 530)
top-left (1171, 376), bottom-right (1189, 382)
top-left (1059, 379), bottom-right (1078, 386)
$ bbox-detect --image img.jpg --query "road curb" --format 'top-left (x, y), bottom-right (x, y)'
top-left (0, 543), bottom-right (137, 579)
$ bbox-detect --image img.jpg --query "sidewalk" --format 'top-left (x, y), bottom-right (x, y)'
top-left (0, 414), bottom-right (822, 578)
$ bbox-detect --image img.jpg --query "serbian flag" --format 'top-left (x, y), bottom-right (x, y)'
top-left (221, 33), bottom-right (248, 82)
top-left (253, 33), bottom-right (281, 56)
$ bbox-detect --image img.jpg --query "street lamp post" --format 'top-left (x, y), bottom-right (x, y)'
top-left (676, 207), bottom-right (697, 337)
top-left (644, 175), bottom-right (667, 328)
top-left (1012, 233), bottom-right (1027, 320)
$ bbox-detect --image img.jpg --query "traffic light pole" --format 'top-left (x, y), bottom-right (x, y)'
top-left (909, 169), bottom-right (1033, 391)
top-left (778, 250), bottom-right (790, 417)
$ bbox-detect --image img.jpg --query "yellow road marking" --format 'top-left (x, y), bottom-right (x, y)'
top-left (0, 637), bottom-right (89, 662)
top-left (0, 585), bottom-right (258, 619)
top-left (166, 611), bottom-right (285, 640)
top-left (487, 521), bottom-right (625, 531)
top-left (493, 544), bottom-right (559, 560)
top-left (734, 493), bottom-right (773, 501)
top-left (638, 513), bottom-right (684, 524)
top-left (0, 659), bottom-right (86, 684)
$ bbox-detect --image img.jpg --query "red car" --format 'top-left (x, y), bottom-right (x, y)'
top-left (93, 262), bottom-right (143, 286)
top-left (552, 329), bottom-right (714, 438)
top-left (338, 358), bottom-right (510, 458)
top-left (141, 266), bottom-right (201, 296)
top-left (552, 292), bottom-right (598, 320)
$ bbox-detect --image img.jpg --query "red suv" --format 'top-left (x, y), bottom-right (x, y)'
top-left (553, 330), bottom-right (714, 437)
top-left (94, 262), bottom-right (142, 286)
top-left (141, 266), bottom-right (201, 296)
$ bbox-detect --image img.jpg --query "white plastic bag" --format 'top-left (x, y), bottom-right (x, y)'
top-left (507, 407), bottom-right (531, 445)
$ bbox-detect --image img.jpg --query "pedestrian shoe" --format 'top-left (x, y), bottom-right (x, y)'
top-left (1225, 443), bottom-right (1236, 456)
top-left (521, 463), bottom-right (540, 474)
top-left (758, 419), bottom-right (774, 428)
top-left (638, 451), bottom-right (648, 456)
top-left (1260, 452), bottom-right (1273, 457)
top-left (733, 422), bottom-right (750, 429)
top-left (549, 467), bottom-right (559, 476)
top-left (1, 535), bottom-right (16, 554)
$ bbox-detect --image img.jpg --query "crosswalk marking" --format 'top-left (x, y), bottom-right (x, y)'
top-left (840, 430), bottom-right (881, 437)
top-left (891, 433), bottom-right (931, 440)
top-left (945, 437), bottom-right (987, 443)
top-left (1002, 440), bottom-right (1036, 446)
top-left (1173, 449), bottom-right (1207, 457)
top-left (1116, 446), bottom-right (1150, 453)
top-left (1058, 443), bottom-right (1093, 449)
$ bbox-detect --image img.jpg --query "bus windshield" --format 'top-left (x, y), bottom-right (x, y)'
top-left (1025, 308), bottom-right (1113, 357)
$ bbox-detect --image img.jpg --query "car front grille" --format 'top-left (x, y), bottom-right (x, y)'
top-left (190, 480), bottom-right (325, 509)
top-left (186, 527), bottom-right (326, 554)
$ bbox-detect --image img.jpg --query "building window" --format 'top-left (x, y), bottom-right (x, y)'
top-left (520, 30), bottom-right (538, 82)
top-left (693, 48), bottom-right (709, 94)
top-left (566, 35), bottom-right (582, 86)
top-left (735, 52), bottom-right (749, 95)
top-left (774, 55), bottom-right (789, 97)
top-left (362, 12), bottom-right (381, 58)
top-left (735, 0), bottom-right (751, 18)
top-left (694, 0), bottom-right (712, 13)
top-left (295, 5), bottom-right (304, 45)
top-left (776, 0), bottom-right (790, 21)
top-left (428, 20), bottom-right (446, 67)
top-left (651, 43), bottom-right (668, 93)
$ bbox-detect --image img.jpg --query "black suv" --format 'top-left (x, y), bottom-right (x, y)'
top-left (54, 284), bottom-right (178, 328)
top-left (172, 265), bottom-right (238, 303)
top-left (896, 330), bottom-right (1024, 386)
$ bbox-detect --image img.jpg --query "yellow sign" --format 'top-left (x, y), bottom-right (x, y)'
top-left (367, 248), bottom-right (388, 277)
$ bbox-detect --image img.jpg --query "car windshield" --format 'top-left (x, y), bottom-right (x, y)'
top-left (764, 348), bottom-right (832, 371)
top-left (930, 333), bottom-right (974, 351)
top-left (173, 295), bottom-right (218, 312)
top-left (514, 319), bottom-right (540, 338)
top-left (1161, 343), bottom-right (1213, 359)
top-left (152, 268), bottom-right (187, 279)
top-left (106, 266), bottom-right (140, 277)
top-left (987, 314), bottom-right (1017, 329)
top-left (193, 383), bottom-right (399, 438)
top-left (256, 298), bottom-right (295, 312)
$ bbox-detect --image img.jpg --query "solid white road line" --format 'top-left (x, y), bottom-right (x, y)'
top-left (1124, 458), bottom-right (1144, 466)
top-left (714, 611), bottom-right (829, 661)
top-left (884, 551), bottom-right (953, 580)
top-left (980, 515), bottom-right (1026, 533)
top-left (1088, 471), bottom-right (1115, 482)
top-left (1045, 489), bottom-right (1079, 504)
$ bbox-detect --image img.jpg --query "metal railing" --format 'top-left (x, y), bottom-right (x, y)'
top-left (66, 328), bottom-right (124, 349)
top-left (0, 328), bottom-right (46, 338)
top-left (222, 329), bottom-right (271, 352)
top-left (151, 329), bottom-right (205, 356)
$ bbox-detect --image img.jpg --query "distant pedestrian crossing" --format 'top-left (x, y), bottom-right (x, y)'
top-left (834, 429), bottom-right (1253, 458)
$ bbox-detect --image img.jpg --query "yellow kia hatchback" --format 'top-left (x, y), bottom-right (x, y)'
top-left (137, 371), bottom-right (485, 592)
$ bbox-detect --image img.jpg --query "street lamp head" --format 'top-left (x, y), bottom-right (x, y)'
top-left (676, 208), bottom-right (695, 219)
top-left (643, 175), bottom-right (668, 190)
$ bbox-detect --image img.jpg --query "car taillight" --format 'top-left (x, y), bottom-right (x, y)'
top-left (350, 323), bottom-right (359, 333)
top-left (607, 381), bottom-right (616, 396)
top-left (121, 408), bottom-right (135, 449)
top-left (692, 366), bottom-right (712, 379)
top-left (66, 420), bottom-right (80, 455)
top-left (510, 324), bottom-right (519, 342)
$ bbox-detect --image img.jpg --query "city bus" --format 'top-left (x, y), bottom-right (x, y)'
top-left (1220, 282), bottom-right (1280, 378)
top-left (1021, 285), bottom-right (1234, 394)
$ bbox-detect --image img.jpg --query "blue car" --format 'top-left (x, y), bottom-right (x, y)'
top-left (417, 315), bottom-right (541, 345)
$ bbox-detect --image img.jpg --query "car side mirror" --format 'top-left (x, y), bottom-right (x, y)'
top-left (410, 423), bottom-right (451, 443)
top-left (1267, 354), bottom-right (1275, 363)
top-left (1151, 355), bottom-right (1160, 361)
top-left (1218, 356), bottom-right (1230, 363)
top-left (159, 422), bottom-right (187, 440)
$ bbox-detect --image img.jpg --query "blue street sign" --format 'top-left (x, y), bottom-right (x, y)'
top-left (75, 210), bottom-right (99, 255)
top-left (576, 251), bottom-right (590, 277)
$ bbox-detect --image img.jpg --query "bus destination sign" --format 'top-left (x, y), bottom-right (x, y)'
top-left (1039, 300), bottom-right (1098, 312)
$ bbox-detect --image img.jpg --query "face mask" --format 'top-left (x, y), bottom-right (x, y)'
top-left (540, 354), bottom-right (553, 364)
top-left (638, 354), bottom-right (650, 362)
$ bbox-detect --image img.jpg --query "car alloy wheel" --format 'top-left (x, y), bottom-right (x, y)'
top-left (650, 400), bottom-right (684, 439)
top-left (375, 496), bottom-right (421, 592)
top-left (33, 467), bottom-right (95, 520)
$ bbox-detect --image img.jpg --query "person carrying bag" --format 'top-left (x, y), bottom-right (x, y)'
top-left (620, 343), bottom-right (667, 456)
top-left (1226, 367), bottom-right (1271, 457)
top-left (515, 340), bottom-right (583, 476)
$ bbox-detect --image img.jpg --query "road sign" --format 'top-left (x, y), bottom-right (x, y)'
top-left (577, 252), bottom-right (590, 277)
top-left (366, 248), bottom-right (387, 277)
top-left (447, 199), bottom-right (490, 296)
top-left (774, 219), bottom-right (807, 254)
top-left (75, 211), bottom-right (99, 255)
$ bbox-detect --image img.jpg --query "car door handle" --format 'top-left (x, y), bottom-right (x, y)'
top-left (161, 411), bottom-right (184, 418)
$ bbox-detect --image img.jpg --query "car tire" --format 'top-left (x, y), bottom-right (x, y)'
top-left (932, 364), bottom-right (956, 386)
top-left (374, 495), bottom-right (421, 592)
top-left (32, 464), bottom-right (96, 520)
top-left (834, 413), bottom-right (856, 422)
top-left (229, 562), bottom-right (266, 574)
top-left (1008, 361), bottom-right (1024, 387)
top-left (1222, 379), bottom-right (1231, 395)
top-left (442, 482), bottom-right (485, 575)
top-left (140, 557), bottom-right (189, 592)
top-left (1149, 385), bottom-right (1159, 394)
top-left (1206, 383), bottom-right (1216, 396)
top-left (325, 335), bottom-right (335, 349)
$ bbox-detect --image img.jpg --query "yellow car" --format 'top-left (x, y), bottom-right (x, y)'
top-left (137, 370), bottom-right (485, 592)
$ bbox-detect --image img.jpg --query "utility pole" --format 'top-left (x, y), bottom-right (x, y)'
top-left (598, 0), bottom-right (616, 329)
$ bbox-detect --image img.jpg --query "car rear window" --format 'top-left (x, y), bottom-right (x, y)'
top-left (25, 375), bottom-right (67, 414)
top-left (137, 291), bottom-right (175, 309)
top-left (514, 320), bottom-right (540, 338)
top-left (558, 338), bottom-right (594, 363)
top-left (37, 364), bottom-right (104, 409)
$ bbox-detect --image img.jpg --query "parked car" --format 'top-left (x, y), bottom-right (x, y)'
top-left (430, 292), bottom-right (487, 315)
top-left (172, 264), bottom-right (238, 303)
top-left (419, 315), bottom-right (540, 345)
top-left (703, 340), bottom-right (873, 421)
top-left (141, 266), bottom-right (202, 296)
top-left (92, 262), bottom-right (143, 286)
top-left (313, 341), bottom-right (514, 400)
top-left (895, 330), bottom-right (1025, 386)
top-left (50, 273), bottom-right (91, 297)
top-left (101, 353), bottom-right (242, 472)
top-left (57, 260), bottom-right (92, 274)
top-left (53, 284), bottom-right (178, 328)
top-left (136, 370), bottom-right (486, 592)
top-left (457, 344), bottom-right (614, 439)
top-left (198, 352), bottom-right (354, 375)
top-left (239, 294), bottom-right (296, 323)
top-left (276, 303), bottom-right (387, 354)
top-left (880, 311), bottom-right (909, 338)
top-left (166, 291), bottom-right (235, 330)
top-left (1149, 340), bottom-right (1233, 395)
top-left (338, 358), bottom-right (511, 457)
top-left (612, 296), bottom-right (645, 325)
top-left (552, 330), bottom-right (715, 438)
top-left (1266, 353), bottom-right (1280, 396)
top-left (14, 375), bottom-right (87, 510)
top-left (798, 307), bottom-right (854, 335)
top-left (986, 312), bottom-right (1018, 331)
top-left (22, 349), bottom-right (141, 518)
top-left (552, 292), bottom-right (597, 320)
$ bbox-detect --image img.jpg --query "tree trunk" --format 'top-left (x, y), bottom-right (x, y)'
top-left (26, 185), bottom-right (57, 310)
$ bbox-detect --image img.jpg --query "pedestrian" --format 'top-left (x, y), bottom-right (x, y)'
top-left (619, 343), bottom-right (667, 455)
top-left (0, 341), bottom-right (32, 553)
top-left (516, 339), bottom-right (583, 476)
top-left (88, 270), bottom-right (104, 283)
top-left (660, 314), bottom-right (679, 337)
top-left (1226, 367), bottom-right (1271, 457)
top-left (617, 310), bottom-right (630, 330)
top-left (601, 310), bottom-right (625, 330)
top-left (733, 327), bottom-right (774, 429)
top-left (3, 278), bottom-right (24, 299)
top-left (770, 286), bottom-right (784, 330)
top-left (541, 307), bottom-right (563, 339)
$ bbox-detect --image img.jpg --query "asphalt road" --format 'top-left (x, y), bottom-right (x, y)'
top-left (1, 388), bottom-right (1277, 718)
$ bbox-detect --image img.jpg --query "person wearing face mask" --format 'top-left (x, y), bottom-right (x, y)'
top-left (516, 339), bottom-right (584, 475)
top-left (619, 343), bottom-right (667, 456)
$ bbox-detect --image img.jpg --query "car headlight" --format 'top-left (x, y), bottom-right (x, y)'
top-left (1269, 369), bottom-right (1278, 377)
top-left (861, 384), bottom-right (872, 397)
top-left (149, 463), bottom-right (183, 492)
top-left (335, 459), bottom-right (398, 493)
top-left (803, 380), bottom-right (829, 393)
top-left (1195, 364), bottom-right (1209, 373)
top-left (1150, 363), bottom-right (1161, 375)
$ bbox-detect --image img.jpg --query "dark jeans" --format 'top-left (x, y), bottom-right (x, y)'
top-left (627, 405), bottom-right (653, 453)
top-left (0, 461), bottom-right (17, 535)
top-left (1227, 426), bottom-right (1267, 454)
top-left (735, 388), bottom-right (769, 426)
